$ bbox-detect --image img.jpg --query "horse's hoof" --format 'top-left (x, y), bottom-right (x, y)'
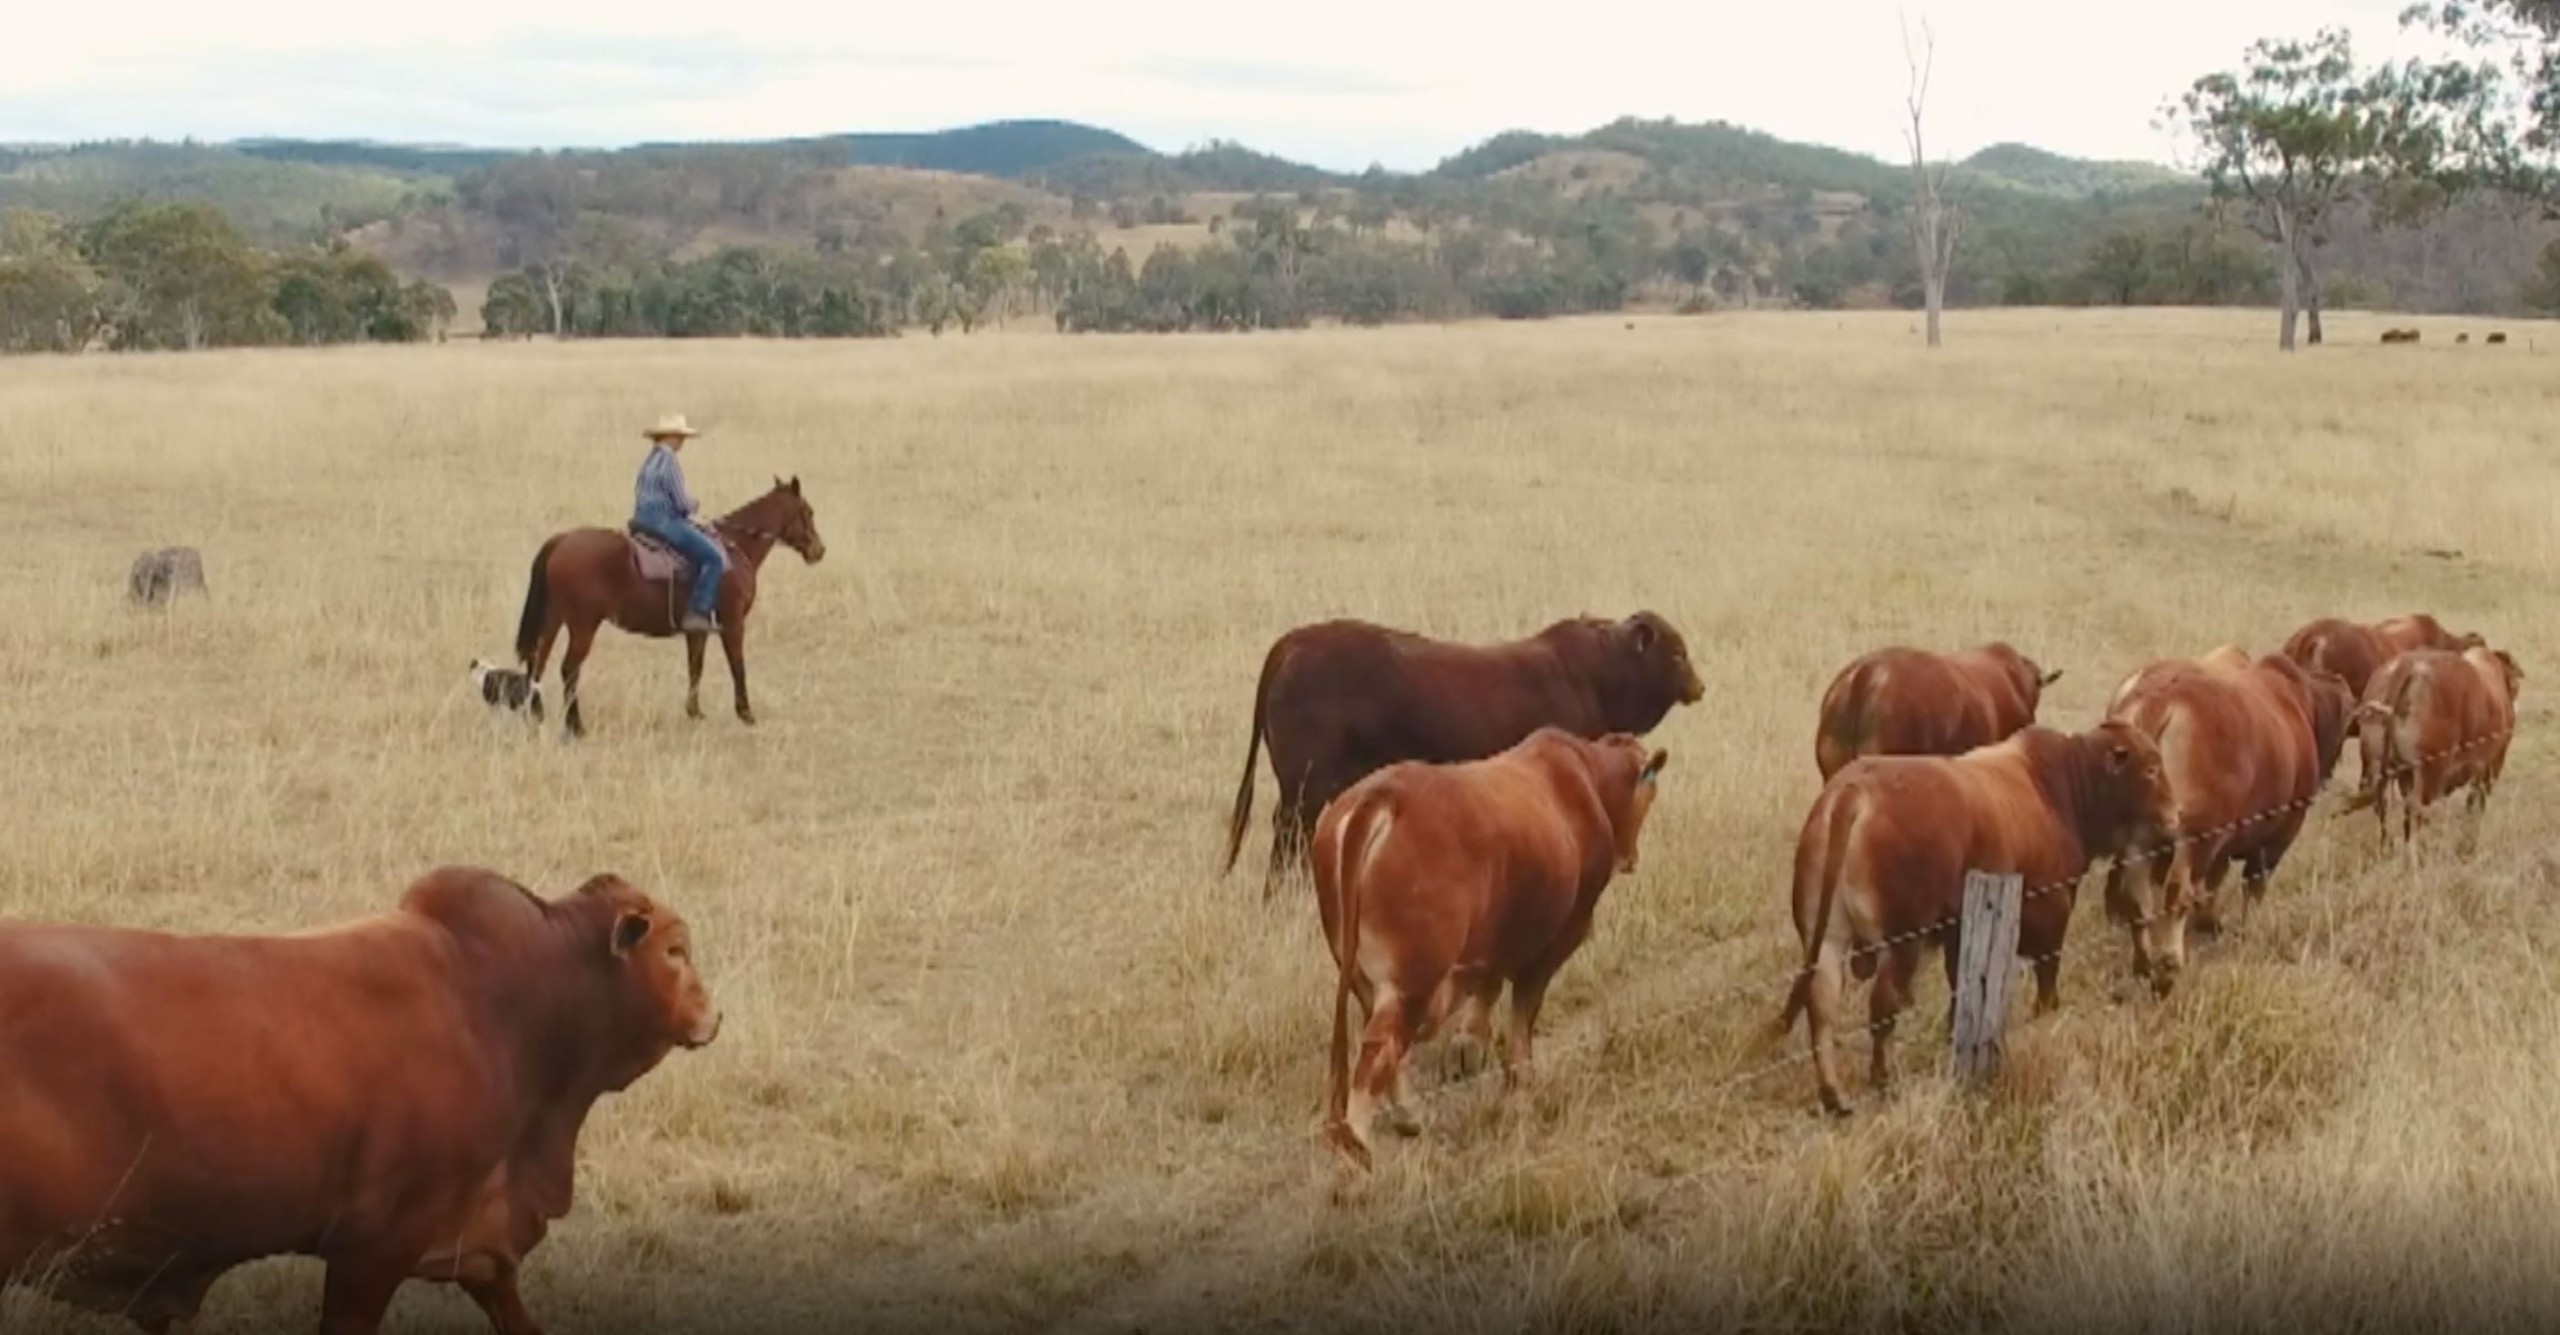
top-left (686, 702), bottom-right (704, 721)
top-left (736, 710), bottom-right (757, 726)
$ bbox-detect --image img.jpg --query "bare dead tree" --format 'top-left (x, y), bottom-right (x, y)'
top-left (1902, 14), bottom-right (1964, 348)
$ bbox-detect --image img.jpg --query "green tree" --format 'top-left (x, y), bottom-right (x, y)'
top-left (80, 203), bottom-right (279, 350)
top-left (0, 210), bottom-right (100, 352)
top-left (2402, 3), bottom-right (2560, 206)
top-left (481, 272), bottom-right (548, 338)
top-left (2166, 28), bottom-right (2482, 348)
top-left (2523, 235), bottom-right (2560, 308)
top-left (2082, 230), bottom-right (2155, 304)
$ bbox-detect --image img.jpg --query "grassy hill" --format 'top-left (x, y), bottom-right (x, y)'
top-left (0, 141), bottom-right (438, 246)
top-left (1961, 142), bottom-right (2193, 198)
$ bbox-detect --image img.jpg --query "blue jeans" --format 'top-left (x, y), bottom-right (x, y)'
top-left (635, 518), bottom-right (726, 619)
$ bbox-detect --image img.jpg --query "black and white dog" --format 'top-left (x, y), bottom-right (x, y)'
top-left (468, 658), bottom-right (542, 716)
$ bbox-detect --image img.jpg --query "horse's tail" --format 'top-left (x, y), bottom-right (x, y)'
top-left (514, 535), bottom-right (563, 665)
top-left (1221, 636), bottom-right (1287, 876)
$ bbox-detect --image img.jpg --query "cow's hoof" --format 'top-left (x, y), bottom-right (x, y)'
top-left (1322, 1123), bottom-right (1375, 1173)
top-left (736, 709), bottom-right (757, 726)
top-left (1384, 1106), bottom-right (1423, 1138)
top-left (1440, 1038), bottom-right (1491, 1082)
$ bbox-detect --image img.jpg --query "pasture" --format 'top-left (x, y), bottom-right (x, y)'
top-left (4, 306), bottom-right (2560, 1333)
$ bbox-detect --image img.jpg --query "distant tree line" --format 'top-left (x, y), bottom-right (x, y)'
top-left (463, 183), bottom-right (2319, 344)
top-left (0, 203), bottom-right (453, 353)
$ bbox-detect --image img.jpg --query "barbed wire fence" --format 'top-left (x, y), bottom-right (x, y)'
top-left (1246, 720), bottom-right (2525, 1225)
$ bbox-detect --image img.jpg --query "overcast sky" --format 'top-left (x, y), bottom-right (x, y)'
top-left (6, 0), bottom-right (2436, 171)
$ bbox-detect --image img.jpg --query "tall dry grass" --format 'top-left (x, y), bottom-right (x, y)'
top-left (2, 306), bottom-right (2557, 1333)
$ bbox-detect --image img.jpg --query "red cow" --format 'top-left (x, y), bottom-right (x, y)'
top-left (0, 868), bottom-right (718, 1335)
top-left (1779, 721), bottom-right (2175, 1115)
top-left (1312, 727), bottom-right (1668, 1168)
top-left (1814, 642), bottom-right (2063, 780)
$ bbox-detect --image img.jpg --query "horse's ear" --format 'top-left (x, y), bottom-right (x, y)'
top-left (773, 474), bottom-right (783, 490)
top-left (788, 475), bottom-right (801, 494)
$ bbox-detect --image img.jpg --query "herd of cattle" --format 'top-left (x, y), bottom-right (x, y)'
top-left (1218, 611), bottom-right (2519, 1161)
top-left (0, 608), bottom-right (2520, 1330)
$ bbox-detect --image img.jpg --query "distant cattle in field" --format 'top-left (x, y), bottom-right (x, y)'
top-left (1223, 613), bottom-right (1702, 897)
top-left (2344, 644), bottom-right (2522, 847)
top-left (0, 867), bottom-right (719, 1334)
top-left (2380, 328), bottom-right (2421, 344)
top-left (128, 546), bottom-right (206, 606)
top-left (1779, 720), bottom-right (2175, 1115)
top-left (2458, 332), bottom-right (2472, 344)
top-left (1313, 727), bottom-right (1667, 1167)
top-left (2105, 643), bottom-right (2252, 718)
top-left (1813, 642), bottom-right (2061, 780)
top-left (2280, 614), bottom-right (2481, 705)
top-left (2488, 332), bottom-right (2509, 345)
top-left (2103, 653), bottom-right (2354, 988)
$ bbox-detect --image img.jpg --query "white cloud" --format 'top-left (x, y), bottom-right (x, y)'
top-left (0, 0), bottom-right (2451, 169)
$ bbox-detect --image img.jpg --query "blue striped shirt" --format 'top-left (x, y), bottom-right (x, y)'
top-left (633, 443), bottom-right (699, 528)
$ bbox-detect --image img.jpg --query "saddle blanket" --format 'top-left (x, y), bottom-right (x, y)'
top-left (629, 528), bottom-right (736, 583)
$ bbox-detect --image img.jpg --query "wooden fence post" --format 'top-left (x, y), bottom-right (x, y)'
top-left (1950, 870), bottom-right (2024, 1088)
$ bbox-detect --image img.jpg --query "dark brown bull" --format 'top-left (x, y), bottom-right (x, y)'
top-left (1813, 642), bottom-right (2062, 780)
top-left (1221, 613), bottom-right (1702, 898)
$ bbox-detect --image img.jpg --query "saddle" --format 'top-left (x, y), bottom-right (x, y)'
top-left (626, 526), bottom-right (738, 584)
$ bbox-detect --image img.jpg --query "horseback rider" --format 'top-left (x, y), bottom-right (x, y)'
top-left (631, 413), bottom-right (727, 635)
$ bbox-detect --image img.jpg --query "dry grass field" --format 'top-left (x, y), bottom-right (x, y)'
top-left (6, 307), bottom-right (2560, 1333)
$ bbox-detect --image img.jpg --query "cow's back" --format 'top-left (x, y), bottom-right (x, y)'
top-left (2121, 667), bottom-right (2316, 860)
top-left (0, 920), bottom-right (497, 1285)
top-left (1814, 739), bottom-right (2084, 940)
top-left (1316, 739), bottom-right (1605, 980)
top-left (2285, 619), bottom-right (2394, 697)
top-left (1818, 647), bottom-right (2029, 777)
top-left (1269, 621), bottom-right (1586, 771)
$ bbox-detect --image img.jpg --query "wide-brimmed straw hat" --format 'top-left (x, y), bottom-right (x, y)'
top-left (643, 413), bottom-right (702, 440)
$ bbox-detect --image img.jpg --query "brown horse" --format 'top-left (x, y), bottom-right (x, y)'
top-left (512, 477), bottom-right (825, 736)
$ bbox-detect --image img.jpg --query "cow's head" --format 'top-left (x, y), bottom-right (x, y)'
top-left (2342, 697), bottom-right (2398, 814)
top-left (2084, 720), bottom-right (2187, 995)
top-left (1612, 611), bottom-right (1704, 715)
top-left (2473, 645), bottom-right (2524, 702)
top-left (578, 874), bottom-right (721, 1085)
top-left (1989, 642), bottom-right (2064, 707)
top-left (1591, 732), bottom-right (1671, 874)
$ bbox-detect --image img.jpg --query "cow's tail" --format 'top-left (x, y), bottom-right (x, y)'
top-left (2343, 670), bottom-right (2423, 816)
top-left (1323, 792), bottom-right (1391, 1146)
top-left (1221, 637), bottom-right (1287, 876)
top-left (1815, 662), bottom-right (1881, 778)
top-left (1778, 788), bottom-right (1860, 1036)
top-left (514, 535), bottom-right (563, 666)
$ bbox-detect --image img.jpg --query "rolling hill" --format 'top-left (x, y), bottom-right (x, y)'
top-left (3, 113), bottom-right (2551, 337)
